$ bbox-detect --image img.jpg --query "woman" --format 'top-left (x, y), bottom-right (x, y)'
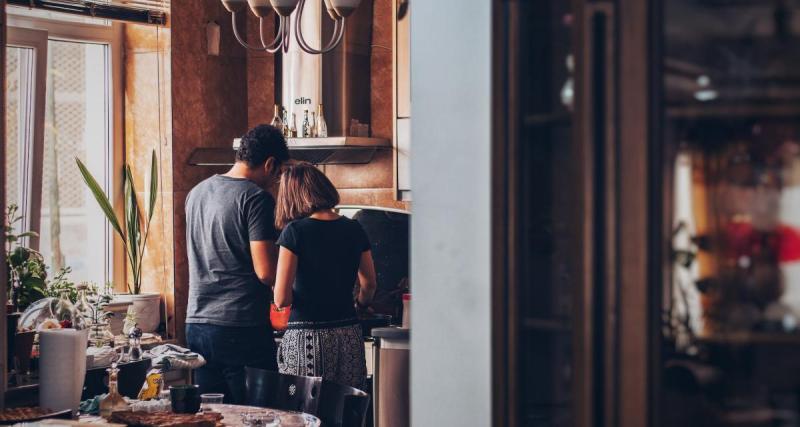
top-left (273, 162), bottom-right (377, 390)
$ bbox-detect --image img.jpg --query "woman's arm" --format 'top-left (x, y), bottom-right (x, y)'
top-left (274, 247), bottom-right (298, 308)
top-left (250, 240), bottom-right (279, 287)
top-left (356, 250), bottom-right (377, 307)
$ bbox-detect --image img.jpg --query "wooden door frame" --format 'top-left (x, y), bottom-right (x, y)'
top-left (491, 0), bottom-right (653, 426)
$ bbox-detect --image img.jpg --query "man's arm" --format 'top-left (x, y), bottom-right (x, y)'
top-left (250, 240), bottom-right (279, 287)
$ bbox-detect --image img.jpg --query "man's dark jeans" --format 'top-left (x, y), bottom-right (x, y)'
top-left (186, 323), bottom-right (277, 404)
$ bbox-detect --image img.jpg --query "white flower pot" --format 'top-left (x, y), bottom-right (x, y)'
top-left (131, 293), bottom-right (162, 333)
top-left (114, 293), bottom-right (162, 333)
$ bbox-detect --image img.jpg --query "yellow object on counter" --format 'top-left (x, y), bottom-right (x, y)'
top-left (137, 369), bottom-right (164, 401)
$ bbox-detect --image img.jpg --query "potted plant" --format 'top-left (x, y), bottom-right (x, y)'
top-left (76, 150), bottom-right (162, 332)
top-left (5, 204), bottom-right (47, 312)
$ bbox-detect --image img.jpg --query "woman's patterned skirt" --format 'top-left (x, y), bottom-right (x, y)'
top-left (277, 323), bottom-right (367, 390)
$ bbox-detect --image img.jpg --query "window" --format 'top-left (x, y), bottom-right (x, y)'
top-left (5, 13), bottom-right (122, 285)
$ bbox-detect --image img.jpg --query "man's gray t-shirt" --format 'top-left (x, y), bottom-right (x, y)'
top-left (185, 175), bottom-right (278, 327)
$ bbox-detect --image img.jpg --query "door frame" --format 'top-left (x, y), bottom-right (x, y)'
top-left (491, 0), bottom-right (653, 426)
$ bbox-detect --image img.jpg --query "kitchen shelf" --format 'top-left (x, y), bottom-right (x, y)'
top-left (188, 137), bottom-right (391, 166)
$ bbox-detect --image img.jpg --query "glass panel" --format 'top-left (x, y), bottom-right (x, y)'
top-left (660, 1), bottom-right (800, 425)
top-left (509, 1), bottom-right (576, 425)
top-left (38, 40), bottom-right (110, 284)
top-left (5, 45), bottom-right (36, 235)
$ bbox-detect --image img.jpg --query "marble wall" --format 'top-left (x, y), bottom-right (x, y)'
top-left (123, 24), bottom-right (175, 337)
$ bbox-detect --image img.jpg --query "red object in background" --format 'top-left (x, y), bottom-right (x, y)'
top-left (779, 224), bottom-right (800, 263)
top-left (59, 320), bottom-right (72, 329)
top-left (270, 304), bottom-right (290, 331)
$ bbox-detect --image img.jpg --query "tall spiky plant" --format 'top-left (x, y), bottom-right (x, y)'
top-left (76, 150), bottom-right (158, 294)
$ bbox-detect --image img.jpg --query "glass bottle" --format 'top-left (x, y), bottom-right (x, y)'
top-left (281, 107), bottom-right (290, 137)
top-left (290, 113), bottom-right (298, 138)
top-left (54, 290), bottom-right (78, 329)
top-left (302, 110), bottom-right (310, 138)
top-left (100, 362), bottom-right (130, 418)
top-left (73, 283), bottom-right (92, 326)
top-left (270, 104), bottom-right (284, 130)
top-left (127, 324), bottom-right (143, 361)
top-left (316, 104), bottom-right (328, 137)
top-left (310, 112), bottom-right (317, 137)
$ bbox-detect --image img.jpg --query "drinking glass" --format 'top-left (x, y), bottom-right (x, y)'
top-left (200, 393), bottom-right (224, 412)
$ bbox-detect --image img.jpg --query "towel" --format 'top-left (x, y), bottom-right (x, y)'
top-left (144, 344), bottom-right (206, 371)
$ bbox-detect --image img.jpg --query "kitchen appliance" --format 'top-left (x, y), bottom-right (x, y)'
top-left (339, 205), bottom-right (410, 326)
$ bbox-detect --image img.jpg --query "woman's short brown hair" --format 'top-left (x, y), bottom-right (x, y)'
top-left (275, 162), bottom-right (340, 229)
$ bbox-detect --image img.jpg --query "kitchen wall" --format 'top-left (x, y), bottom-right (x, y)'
top-left (320, 0), bottom-right (406, 210)
top-left (169, 0), bottom-right (251, 342)
top-left (123, 23), bottom-right (175, 337)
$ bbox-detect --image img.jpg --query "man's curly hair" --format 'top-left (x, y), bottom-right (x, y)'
top-left (236, 124), bottom-right (290, 167)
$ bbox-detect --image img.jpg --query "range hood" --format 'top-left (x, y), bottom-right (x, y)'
top-left (188, 136), bottom-right (390, 166)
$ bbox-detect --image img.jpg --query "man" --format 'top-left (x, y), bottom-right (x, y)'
top-left (185, 124), bottom-right (289, 403)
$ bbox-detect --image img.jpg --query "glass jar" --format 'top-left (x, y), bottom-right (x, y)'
top-left (88, 322), bottom-right (115, 348)
top-left (54, 291), bottom-right (79, 329)
top-left (73, 283), bottom-right (92, 326)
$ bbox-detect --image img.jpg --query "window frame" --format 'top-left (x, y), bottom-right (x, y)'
top-left (6, 12), bottom-right (124, 287)
top-left (6, 27), bottom-right (47, 250)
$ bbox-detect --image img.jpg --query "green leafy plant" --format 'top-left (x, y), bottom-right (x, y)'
top-left (44, 266), bottom-right (77, 303)
top-left (76, 150), bottom-right (158, 295)
top-left (5, 204), bottom-right (47, 309)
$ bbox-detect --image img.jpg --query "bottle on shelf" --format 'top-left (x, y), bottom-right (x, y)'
top-left (290, 113), bottom-right (298, 138)
top-left (310, 112), bottom-right (317, 137)
top-left (302, 110), bottom-right (310, 138)
top-left (100, 362), bottom-right (130, 418)
top-left (281, 107), bottom-right (290, 137)
top-left (316, 104), bottom-right (328, 138)
top-left (270, 104), bottom-right (284, 130)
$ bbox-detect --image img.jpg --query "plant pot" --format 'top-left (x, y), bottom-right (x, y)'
top-left (103, 299), bottom-right (133, 336)
top-left (128, 293), bottom-right (161, 333)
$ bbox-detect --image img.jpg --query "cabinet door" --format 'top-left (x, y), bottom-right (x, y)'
top-left (494, 0), bottom-right (583, 425)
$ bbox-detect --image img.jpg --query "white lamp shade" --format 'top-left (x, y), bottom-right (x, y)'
top-left (221, 0), bottom-right (247, 13)
top-left (270, 0), bottom-right (300, 16)
top-left (329, 0), bottom-right (360, 17)
top-left (247, 0), bottom-right (273, 17)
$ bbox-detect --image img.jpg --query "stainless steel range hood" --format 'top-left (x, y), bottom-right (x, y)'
top-left (188, 136), bottom-right (390, 166)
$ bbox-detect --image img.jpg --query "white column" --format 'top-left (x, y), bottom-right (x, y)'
top-left (410, 0), bottom-right (492, 425)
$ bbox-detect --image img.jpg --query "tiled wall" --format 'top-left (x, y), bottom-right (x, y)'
top-left (319, 0), bottom-right (408, 211)
top-left (123, 24), bottom-right (176, 337)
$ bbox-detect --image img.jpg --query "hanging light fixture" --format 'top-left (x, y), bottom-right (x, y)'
top-left (221, 0), bottom-right (361, 54)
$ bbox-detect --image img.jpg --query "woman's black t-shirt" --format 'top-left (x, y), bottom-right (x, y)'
top-left (277, 216), bottom-right (371, 329)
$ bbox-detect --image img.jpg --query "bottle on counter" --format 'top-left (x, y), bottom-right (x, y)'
top-left (310, 112), bottom-right (317, 137)
top-left (270, 104), bottom-right (284, 130)
top-left (302, 110), bottom-right (310, 138)
top-left (73, 283), bottom-right (92, 325)
top-left (100, 362), bottom-right (130, 418)
top-left (316, 104), bottom-right (328, 137)
top-left (290, 113), bottom-right (298, 137)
